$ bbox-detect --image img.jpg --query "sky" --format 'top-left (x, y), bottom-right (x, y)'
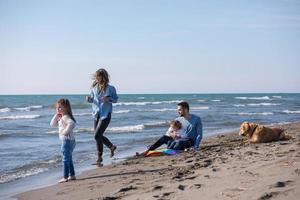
top-left (1, 0), bottom-right (300, 94)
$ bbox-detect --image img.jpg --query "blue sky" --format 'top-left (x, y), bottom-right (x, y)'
top-left (1, 0), bottom-right (300, 94)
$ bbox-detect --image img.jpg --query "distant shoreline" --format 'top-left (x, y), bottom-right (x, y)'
top-left (1, 92), bottom-right (300, 96)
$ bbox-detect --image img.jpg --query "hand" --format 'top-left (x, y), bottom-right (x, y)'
top-left (86, 96), bottom-right (92, 102)
top-left (101, 96), bottom-right (110, 103)
top-left (170, 131), bottom-right (177, 139)
top-left (55, 113), bottom-right (62, 121)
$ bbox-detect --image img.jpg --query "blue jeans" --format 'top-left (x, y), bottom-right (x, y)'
top-left (167, 139), bottom-right (193, 150)
top-left (61, 139), bottom-right (76, 178)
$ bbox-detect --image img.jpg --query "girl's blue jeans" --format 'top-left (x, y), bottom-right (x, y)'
top-left (61, 138), bottom-right (76, 178)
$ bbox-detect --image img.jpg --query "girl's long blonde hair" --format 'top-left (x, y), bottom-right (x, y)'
top-left (91, 68), bottom-right (110, 91)
top-left (56, 98), bottom-right (76, 123)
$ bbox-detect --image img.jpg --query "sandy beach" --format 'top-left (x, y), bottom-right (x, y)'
top-left (16, 122), bottom-right (300, 200)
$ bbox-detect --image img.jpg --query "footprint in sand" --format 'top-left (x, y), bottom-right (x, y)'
top-left (178, 185), bottom-right (185, 190)
top-left (258, 192), bottom-right (279, 200)
top-left (270, 180), bottom-right (293, 188)
top-left (153, 185), bottom-right (163, 191)
top-left (117, 185), bottom-right (137, 193)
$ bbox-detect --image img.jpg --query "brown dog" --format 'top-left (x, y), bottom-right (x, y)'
top-left (239, 122), bottom-right (291, 143)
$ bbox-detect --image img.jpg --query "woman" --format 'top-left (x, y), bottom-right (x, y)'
top-left (86, 68), bottom-right (118, 165)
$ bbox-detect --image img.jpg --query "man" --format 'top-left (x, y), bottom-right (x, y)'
top-left (147, 101), bottom-right (203, 151)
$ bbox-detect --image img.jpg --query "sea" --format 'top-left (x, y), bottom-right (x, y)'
top-left (0, 93), bottom-right (300, 199)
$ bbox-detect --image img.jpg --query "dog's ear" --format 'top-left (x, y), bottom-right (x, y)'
top-left (242, 121), bottom-right (250, 131)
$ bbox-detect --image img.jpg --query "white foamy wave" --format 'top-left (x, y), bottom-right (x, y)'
top-left (0, 107), bottom-right (11, 113)
top-left (272, 96), bottom-right (282, 98)
top-left (114, 100), bottom-right (182, 106)
top-left (0, 157), bottom-right (60, 184)
top-left (233, 104), bottom-right (246, 107)
top-left (114, 110), bottom-right (130, 114)
top-left (14, 105), bottom-right (43, 111)
top-left (211, 99), bottom-right (221, 102)
top-left (144, 121), bottom-right (168, 127)
top-left (150, 108), bottom-right (177, 112)
top-left (0, 115), bottom-right (41, 120)
top-left (137, 97), bottom-right (145, 99)
top-left (282, 110), bottom-right (300, 114)
top-left (74, 112), bottom-right (91, 116)
top-left (107, 125), bottom-right (145, 133)
top-left (0, 168), bottom-right (48, 184)
top-left (75, 128), bottom-right (93, 133)
top-left (191, 106), bottom-right (209, 110)
top-left (197, 99), bottom-right (206, 102)
top-left (46, 130), bottom-right (58, 134)
top-left (238, 112), bottom-right (273, 116)
top-left (235, 96), bottom-right (271, 100)
top-left (247, 103), bottom-right (280, 106)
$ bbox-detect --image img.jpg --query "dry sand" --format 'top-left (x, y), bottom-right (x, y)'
top-left (16, 122), bottom-right (300, 200)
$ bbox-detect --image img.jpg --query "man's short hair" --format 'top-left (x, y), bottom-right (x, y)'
top-left (177, 101), bottom-right (189, 111)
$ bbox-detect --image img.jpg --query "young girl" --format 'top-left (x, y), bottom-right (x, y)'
top-left (166, 120), bottom-right (187, 149)
top-left (50, 98), bottom-right (76, 183)
top-left (86, 68), bottom-right (118, 166)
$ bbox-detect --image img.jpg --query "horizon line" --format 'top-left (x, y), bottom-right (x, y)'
top-left (0, 92), bottom-right (300, 96)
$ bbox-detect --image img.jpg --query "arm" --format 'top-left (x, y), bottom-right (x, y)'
top-left (194, 119), bottom-right (203, 149)
top-left (165, 127), bottom-right (172, 137)
top-left (50, 114), bottom-right (59, 127)
top-left (108, 86), bottom-right (118, 103)
top-left (86, 90), bottom-right (94, 103)
top-left (60, 117), bottom-right (75, 136)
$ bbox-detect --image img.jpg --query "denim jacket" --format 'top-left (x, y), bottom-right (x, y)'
top-left (87, 84), bottom-right (118, 120)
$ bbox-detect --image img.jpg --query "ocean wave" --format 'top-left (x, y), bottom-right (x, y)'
top-left (247, 103), bottom-right (280, 106)
top-left (74, 128), bottom-right (93, 133)
top-left (282, 110), bottom-right (300, 114)
top-left (49, 121), bottom-right (168, 134)
top-left (107, 121), bottom-right (168, 133)
top-left (235, 96), bottom-right (271, 100)
top-left (211, 99), bottom-right (221, 102)
top-left (272, 96), bottom-right (282, 98)
top-left (0, 107), bottom-right (11, 113)
top-left (0, 115), bottom-right (41, 120)
top-left (108, 125), bottom-right (145, 132)
top-left (14, 105), bottom-right (43, 111)
top-left (0, 133), bottom-right (10, 139)
top-left (74, 112), bottom-right (91, 116)
top-left (46, 130), bottom-right (58, 134)
top-left (0, 157), bottom-right (60, 184)
top-left (114, 110), bottom-right (130, 114)
top-left (233, 104), bottom-right (246, 107)
top-left (238, 112), bottom-right (273, 116)
top-left (47, 128), bottom-right (93, 134)
top-left (150, 108), bottom-right (177, 112)
top-left (191, 106), bottom-right (209, 110)
top-left (114, 100), bottom-right (182, 106)
top-left (71, 103), bottom-right (90, 109)
top-left (144, 121), bottom-right (168, 127)
top-left (197, 99), bottom-right (206, 102)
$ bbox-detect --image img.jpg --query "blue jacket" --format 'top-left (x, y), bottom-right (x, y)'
top-left (176, 114), bottom-right (203, 149)
top-left (87, 84), bottom-right (118, 120)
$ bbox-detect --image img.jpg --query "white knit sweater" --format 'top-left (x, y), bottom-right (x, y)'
top-left (50, 114), bottom-right (75, 140)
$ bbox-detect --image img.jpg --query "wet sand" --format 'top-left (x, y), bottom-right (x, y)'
top-left (16, 122), bottom-right (300, 200)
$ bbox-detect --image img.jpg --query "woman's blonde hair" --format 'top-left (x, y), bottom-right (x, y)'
top-left (56, 98), bottom-right (76, 123)
top-left (91, 68), bottom-right (110, 91)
